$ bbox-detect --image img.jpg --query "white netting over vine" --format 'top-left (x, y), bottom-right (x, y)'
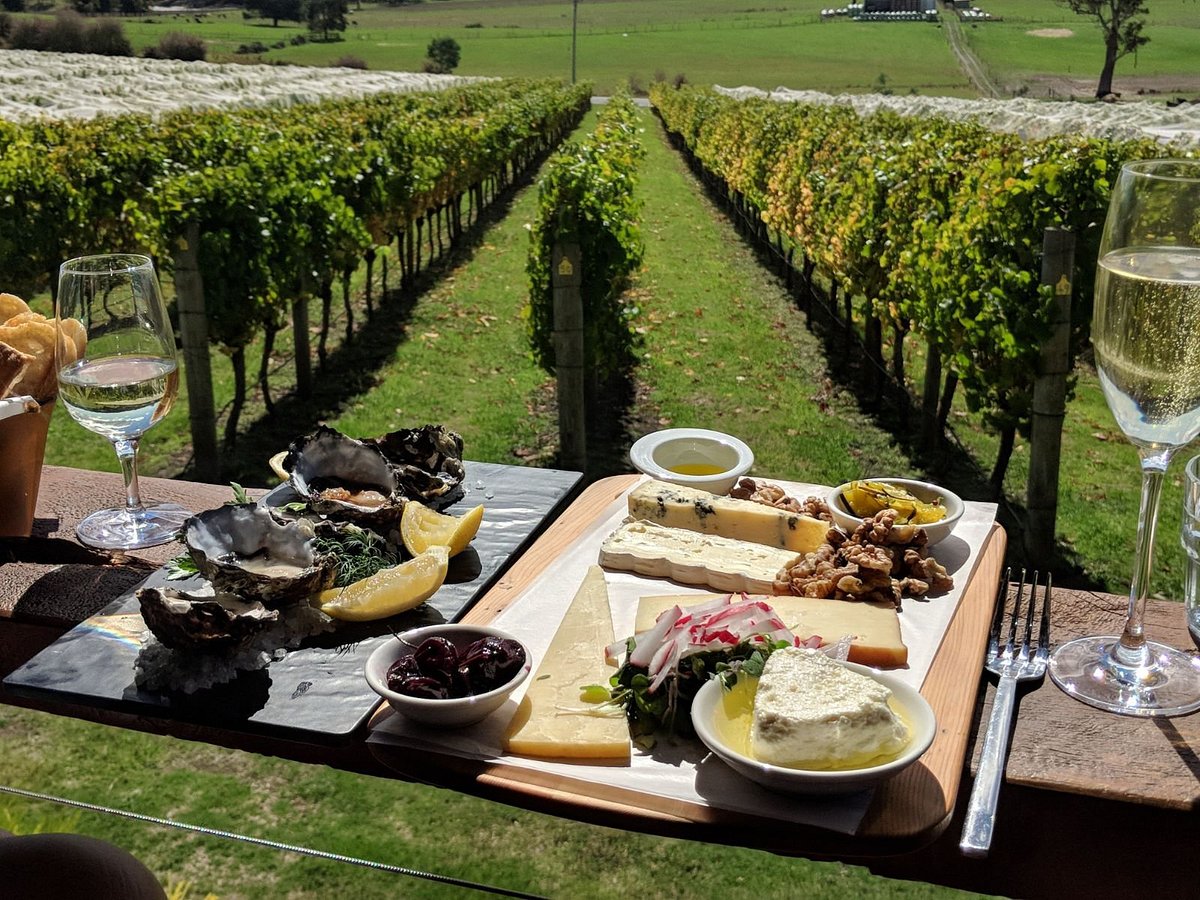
top-left (0, 49), bottom-right (489, 120)
top-left (718, 85), bottom-right (1200, 148)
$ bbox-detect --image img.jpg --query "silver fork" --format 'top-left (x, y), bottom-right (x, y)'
top-left (959, 568), bottom-right (1051, 858)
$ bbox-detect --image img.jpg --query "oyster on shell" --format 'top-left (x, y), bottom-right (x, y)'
top-left (368, 424), bottom-right (465, 505)
top-left (284, 426), bottom-right (405, 528)
top-left (181, 504), bottom-right (333, 605)
top-left (137, 584), bottom-right (279, 653)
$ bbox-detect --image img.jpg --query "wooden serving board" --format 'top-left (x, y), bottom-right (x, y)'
top-left (368, 474), bottom-right (1007, 855)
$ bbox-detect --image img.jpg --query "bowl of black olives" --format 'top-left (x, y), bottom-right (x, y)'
top-left (365, 624), bottom-right (531, 727)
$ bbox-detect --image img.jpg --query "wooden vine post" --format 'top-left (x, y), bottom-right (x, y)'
top-left (171, 222), bottom-right (219, 483)
top-left (552, 236), bottom-right (586, 472)
top-left (1025, 227), bottom-right (1075, 558)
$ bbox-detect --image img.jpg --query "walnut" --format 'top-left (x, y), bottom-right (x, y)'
top-left (778, 505), bottom-right (953, 605)
top-left (729, 478), bottom-right (831, 520)
top-left (842, 541), bottom-right (894, 575)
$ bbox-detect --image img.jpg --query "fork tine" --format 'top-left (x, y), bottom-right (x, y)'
top-left (1020, 571), bottom-right (1039, 660)
top-left (1038, 572), bottom-right (1052, 658)
top-left (1007, 569), bottom-right (1027, 656)
top-left (987, 566), bottom-right (1011, 656)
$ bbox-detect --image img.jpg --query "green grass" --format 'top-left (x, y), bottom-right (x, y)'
top-left (957, 0), bottom-right (1200, 95)
top-left (17, 109), bottom-right (1001, 900)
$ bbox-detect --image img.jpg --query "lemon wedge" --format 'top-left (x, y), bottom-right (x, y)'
top-left (317, 545), bottom-right (449, 622)
top-left (269, 450), bottom-right (290, 482)
top-left (401, 501), bottom-right (484, 557)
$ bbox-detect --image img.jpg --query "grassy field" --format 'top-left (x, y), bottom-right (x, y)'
top-left (100, 0), bottom-right (1199, 98)
top-left (115, 1), bottom-right (973, 96)
top-left (13, 109), bottom-right (1004, 900)
top-left (958, 0), bottom-right (1200, 96)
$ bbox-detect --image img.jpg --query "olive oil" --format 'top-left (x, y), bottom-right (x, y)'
top-left (668, 462), bottom-right (726, 476)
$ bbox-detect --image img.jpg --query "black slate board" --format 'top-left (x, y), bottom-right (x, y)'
top-left (3, 461), bottom-right (581, 744)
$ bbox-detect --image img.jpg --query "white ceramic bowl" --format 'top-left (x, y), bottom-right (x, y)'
top-left (628, 428), bottom-right (754, 495)
top-left (690, 663), bottom-right (937, 795)
top-left (365, 624), bottom-right (531, 728)
top-left (827, 478), bottom-right (964, 546)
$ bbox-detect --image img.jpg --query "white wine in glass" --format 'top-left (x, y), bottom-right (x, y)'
top-left (55, 254), bottom-right (191, 550)
top-left (1049, 159), bottom-right (1200, 716)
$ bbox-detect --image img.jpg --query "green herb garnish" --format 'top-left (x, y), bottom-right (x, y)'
top-left (165, 554), bottom-right (200, 580)
top-left (606, 637), bottom-right (791, 737)
top-left (227, 482), bottom-right (252, 505)
top-left (313, 524), bottom-right (403, 588)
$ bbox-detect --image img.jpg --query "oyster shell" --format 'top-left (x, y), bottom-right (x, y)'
top-left (137, 584), bottom-right (279, 653)
top-left (368, 424), bottom-right (465, 504)
top-left (284, 425), bottom-right (405, 527)
top-left (181, 504), bottom-right (333, 605)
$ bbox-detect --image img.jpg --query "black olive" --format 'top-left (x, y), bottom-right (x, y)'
top-left (386, 654), bottom-right (423, 689)
top-left (460, 637), bottom-right (526, 693)
top-left (395, 675), bottom-right (450, 700)
top-left (414, 636), bottom-right (460, 682)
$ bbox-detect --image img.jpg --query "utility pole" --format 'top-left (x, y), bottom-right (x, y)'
top-left (571, 0), bottom-right (578, 83)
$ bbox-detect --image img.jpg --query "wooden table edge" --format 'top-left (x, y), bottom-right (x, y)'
top-left (370, 475), bottom-right (1008, 855)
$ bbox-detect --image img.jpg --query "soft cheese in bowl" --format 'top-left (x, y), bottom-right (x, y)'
top-left (751, 649), bottom-right (908, 769)
top-left (691, 648), bottom-right (936, 795)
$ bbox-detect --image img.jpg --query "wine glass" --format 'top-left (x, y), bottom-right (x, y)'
top-left (1048, 159), bottom-right (1200, 716)
top-left (55, 254), bottom-right (191, 550)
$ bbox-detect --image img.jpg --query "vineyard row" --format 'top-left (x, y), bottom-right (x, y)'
top-left (0, 79), bottom-right (591, 474)
top-left (649, 83), bottom-right (1178, 492)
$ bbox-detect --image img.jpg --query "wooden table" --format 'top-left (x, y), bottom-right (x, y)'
top-left (4, 467), bottom-right (1200, 897)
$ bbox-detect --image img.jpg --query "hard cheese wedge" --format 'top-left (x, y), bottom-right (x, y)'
top-left (635, 593), bottom-right (907, 668)
top-left (599, 520), bottom-right (799, 594)
top-left (502, 566), bottom-right (631, 761)
top-left (628, 480), bottom-right (829, 553)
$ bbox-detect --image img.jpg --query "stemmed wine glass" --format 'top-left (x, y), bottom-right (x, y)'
top-left (55, 254), bottom-right (191, 550)
top-left (1048, 159), bottom-right (1200, 716)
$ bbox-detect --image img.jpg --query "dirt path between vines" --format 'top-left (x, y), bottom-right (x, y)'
top-left (941, 10), bottom-right (1001, 98)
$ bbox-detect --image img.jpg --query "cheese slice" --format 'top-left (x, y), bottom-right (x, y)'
top-left (628, 480), bottom-right (829, 553)
top-left (636, 593), bottom-right (907, 668)
top-left (502, 566), bottom-right (631, 761)
top-left (599, 520), bottom-right (798, 594)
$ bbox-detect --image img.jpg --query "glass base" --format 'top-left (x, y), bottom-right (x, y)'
top-left (1049, 635), bottom-right (1200, 717)
top-left (76, 503), bottom-right (192, 551)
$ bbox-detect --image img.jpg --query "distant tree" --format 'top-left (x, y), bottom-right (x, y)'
top-left (118, 0), bottom-right (148, 14)
top-left (1, 0), bottom-right (25, 13)
top-left (143, 30), bottom-right (206, 61)
top-left (246, 0), bottom-right (305, 27)
top-left (425, 35), bottom-right (460, 72)
top-left (1060, 0), bottom-right (1149, 97)
top-left (307, 0), bottom-right (348, 41)
top-left (85, 16), bottom-right (131, 55)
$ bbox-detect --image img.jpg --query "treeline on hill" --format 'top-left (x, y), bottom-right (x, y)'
top-left (0, 80), bottom-right (591, 471)
top-left (649, 83), bottom-right (1172, 491)
top-left (0, 0), bottom-right (354, 60)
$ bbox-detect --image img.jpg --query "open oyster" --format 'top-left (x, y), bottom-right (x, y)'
top-left (284, 426), bottom-right (405, 528)
top-left (137, 584), bottom-right (279, 653)
top-left (368, 424), bottom-right (465, 504)
top-left (181, 504), bottom-right (333, 605)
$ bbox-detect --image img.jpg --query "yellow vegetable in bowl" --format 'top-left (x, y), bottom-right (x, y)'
top-left (841, 481), bottom-right (947, 525)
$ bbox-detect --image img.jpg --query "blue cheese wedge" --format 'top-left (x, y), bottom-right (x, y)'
top-left (599, 520), bottom-right (800, 594)
top-left (628, 480), bottom-right (829, 553)
top-left (751, 648), bottom-right (909, 769)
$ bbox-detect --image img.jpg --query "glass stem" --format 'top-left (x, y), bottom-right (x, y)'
top-left (114, 438), bottom-right (144, 515)
top-left (1115, 454), bottom-right (1169, 667)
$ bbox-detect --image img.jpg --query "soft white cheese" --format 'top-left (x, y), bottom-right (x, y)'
top-left (750, 648), bottom-right (909, 769)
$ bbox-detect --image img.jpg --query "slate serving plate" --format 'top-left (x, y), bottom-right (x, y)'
top-left (2, 461), bottom-right (581, 744)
